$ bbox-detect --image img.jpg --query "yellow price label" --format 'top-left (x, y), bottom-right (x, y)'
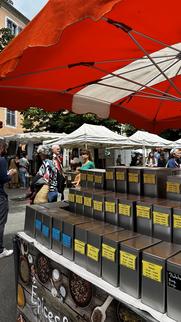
top-left (87, 174), bottom-right (94, 182)
top-left (136, 205), bottom-right (151, 219)
top-left (102, 244), bottom-right (116, 262)
top-left (76, 195), bottom-right (83, 204)
top-left (144, 174), bottom-right (156, 185)
top-left (128, 173), bottom-right (139, 183)
top-left (119, 203), bottom-right (131, 216)
top-left (74, 239), bottom-right (85, 255)
top-left (142, 260), bottom-right (162, 282)
top-left (106, 171), bottom-right (113, 180)
top-left (120, 251), bottom-right (137, 270)
top-left (81, 173), bottom-right (87, 181)
top-left (173, 214), bottom-right (181, 229)
top-left (68, 193), bottom-right (75, 203)
top-left (167, 182), bottom-right (180, 194)
top-left (153, 212), bottom-right (169, 226)
top-left (87, 244), bottom-right (99, 261)
top-left (116, 171), bottom-right (125, 181)
top-left (84, 197), bottom-right (92, 207)
top-left (95, 175), bottom-right (102, 184)
top-left (105, 201), bottom-right (115, 213)
top-left (93, 201), bottom-right (103, 212)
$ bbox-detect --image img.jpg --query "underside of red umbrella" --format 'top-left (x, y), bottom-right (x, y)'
top-left (0, 0), bottom-right (180, 133)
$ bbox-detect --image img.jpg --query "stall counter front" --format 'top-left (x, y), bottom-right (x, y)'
top-left (16, 232), bottom-right (175, 322)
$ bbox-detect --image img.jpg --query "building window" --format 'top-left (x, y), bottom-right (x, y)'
top-left (6, 109), bottom-right (16, 127)
top-left (6, 18), bottom-right (23, 36)
top-left (6, 18), bottom-right (17, 35)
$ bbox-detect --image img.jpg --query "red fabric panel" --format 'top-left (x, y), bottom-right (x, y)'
top-left (0, 0), bottom-right (180, 132)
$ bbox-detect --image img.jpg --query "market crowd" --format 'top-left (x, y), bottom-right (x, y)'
top-left (6, 145), bottom-right (95, 205)
top-left (130, 148), bottom-right (181, 168)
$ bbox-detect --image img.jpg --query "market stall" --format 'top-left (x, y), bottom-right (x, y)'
top-left (0, 0), bottom-right (180, 321)
top-left (16, 162), bottom-right (181, 322)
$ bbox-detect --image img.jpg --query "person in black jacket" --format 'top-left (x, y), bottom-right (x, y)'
top-left (0, 140), bottom-right (16, 258)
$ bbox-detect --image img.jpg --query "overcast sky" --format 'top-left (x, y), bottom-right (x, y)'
top-left (13, 0), bottom-right (48, 20)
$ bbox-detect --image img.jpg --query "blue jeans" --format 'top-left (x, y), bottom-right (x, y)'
top-left (19, 171), bottom-right (27, 188)
top-left (48, 191), bottom-right (58, 203)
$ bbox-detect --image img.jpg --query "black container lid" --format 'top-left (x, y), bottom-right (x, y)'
top-left (143, 168), bottom-right (172, 173)
top-left (121, 235), bottom-right (161, 251)
top-left (167, 175), bottom-right (181, 182)
top-left (87, 224), bottom-right (121, 236)
top-left (103, 230), bottom-right (140, 242)
top-left (167, 252), bottom-right (181, 266)
top-left (76, 221), bottom-right (108, 232)
top-left (153, 199), bottom-right (181, 208)
top-left (143, 242), bottom-right (181, 260)
top-left (62, 215), bottom-right (91, 225)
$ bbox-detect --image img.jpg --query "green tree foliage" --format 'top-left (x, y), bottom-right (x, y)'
top-left (121, 124), bottom-right (137, 137)
top-left (21, 108), bottom-right (123, 134)
top-left (160, 129), bottom-right (181, 141)
top-left (0, 28), bottom-right (14, 52)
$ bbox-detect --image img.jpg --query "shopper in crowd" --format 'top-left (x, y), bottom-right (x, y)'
top-left (130, 153), bottom-right (143, 166)
top-left (52, 144), bottom-right (66, 201)
top-left (71, 150), bottom-right (95, 188)
top-left (30, 145), bottom-right (57, 204)
top-left (166, 149), bottom-right (180, 168)
top-left (70, 151), bottom-right (81, 171)
top-left (19, 152), bottom-right (29, 188)
top-left (0, 140), bottom-right (17, 258)
top-left (71, 166), bottom-right (81, 188)
top-left (130, 153), bottom-right (138, 166)
top-left (175, 148), bottom-right (181, 167)
top-left (8, 155), bottom-right (19, 188)
top-left (145, 151), bottom-right (157, 167)
top-left (157, 152), bottom-right (167, 167)
top-left (136, 154), bottom-right (143, 166)
top-left (154, 148), bottom-right (161, 161)
top-left (80, 149), bottom-right (95, 170)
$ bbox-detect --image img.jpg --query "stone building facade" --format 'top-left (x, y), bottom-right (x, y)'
top-left (0, 0), bottom-right (29, 136)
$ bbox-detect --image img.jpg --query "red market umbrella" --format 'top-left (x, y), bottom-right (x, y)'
top-left (0, 0), bottom-right (180, 133)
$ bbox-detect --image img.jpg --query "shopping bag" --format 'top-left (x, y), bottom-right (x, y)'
top-left (33, 184), bottom-right (49, 204)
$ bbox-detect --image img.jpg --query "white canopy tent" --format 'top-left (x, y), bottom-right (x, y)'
top-left (128, 130), bottom-right (176, 165)
top-left (172, 138), bottom-right (181, 148)
top-left (47, 123), bottom-right (139, 148)
top-left (4, 132), bottom-right (66, 144)
top-left (129, 130), bottom-right (174, 148)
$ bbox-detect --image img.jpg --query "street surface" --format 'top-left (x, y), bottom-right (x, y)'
top-left (4, 187), bottom-right (69, 247)
top-left (4, 187), bottom-right (29, 248)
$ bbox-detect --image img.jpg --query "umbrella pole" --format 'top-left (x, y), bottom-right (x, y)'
top-left (85, 143), bottom-right (88, 149)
